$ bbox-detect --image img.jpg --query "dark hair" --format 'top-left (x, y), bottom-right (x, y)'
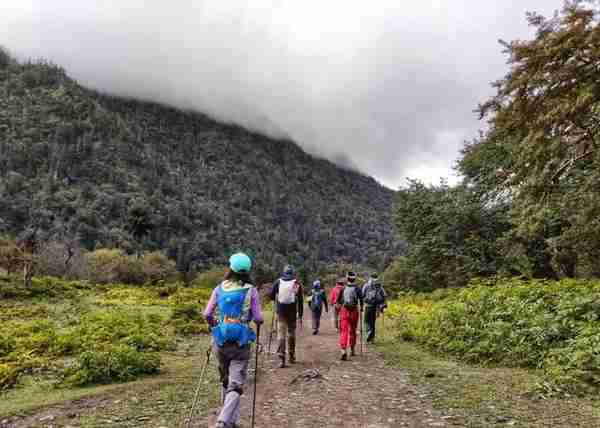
top-left (224, 268), bottom-right (253, 285)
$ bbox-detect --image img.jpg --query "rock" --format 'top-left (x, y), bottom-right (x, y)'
top-left (39, 415), bottom-right (55, 422)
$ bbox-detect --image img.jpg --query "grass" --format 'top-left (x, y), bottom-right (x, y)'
top-left (376, 329), bottom-right (600, 427)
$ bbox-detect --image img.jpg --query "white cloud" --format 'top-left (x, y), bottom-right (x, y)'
top-left (1, 0), bottom-right (564, 188)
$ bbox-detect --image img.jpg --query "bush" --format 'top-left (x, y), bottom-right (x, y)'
top-left (0, 363), bottom-right (19, 390)
top-left (139, 251), bottom-right (177, 284)
top-left (170, 303), bottom-right (209, 335)
top-left (388, 277), bottom-right (600, 395)
top-left (70, 310), bottom-right (174, 352)
top-left (65, 345), bottom-right (160, 386)
top-left (192, 268), bottom-right (225, 289)
top-left (35, 241), bottom-right (88, 279)
top-left (87, 249), bottom-right (177, 285)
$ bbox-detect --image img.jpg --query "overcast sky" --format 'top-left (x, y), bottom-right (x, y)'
top-left (2, 1), bottom-right (564, 189)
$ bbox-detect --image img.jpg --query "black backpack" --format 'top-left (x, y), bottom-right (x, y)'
top-left (364, 283), bottom-right (385, 306)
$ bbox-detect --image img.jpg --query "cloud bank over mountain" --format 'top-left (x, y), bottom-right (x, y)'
top-left (1, 0), bottom-right (562, 187)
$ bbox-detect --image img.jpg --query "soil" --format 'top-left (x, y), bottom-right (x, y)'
top-left (204, 313), bottom-right (453, 428)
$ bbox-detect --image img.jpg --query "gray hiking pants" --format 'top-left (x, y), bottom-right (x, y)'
top-left (215, 342), bottom-right (250, 427)
top-left (311, 308), bottom-right (322, 333)
top-left (364, 305), bottom-right (377, 342)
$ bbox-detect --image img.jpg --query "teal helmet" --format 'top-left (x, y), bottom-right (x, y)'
top-left (229, 253), bottom-right (252, 273)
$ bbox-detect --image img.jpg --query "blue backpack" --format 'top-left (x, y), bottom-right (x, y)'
top-left (311, 290), bottom-right (325, 311)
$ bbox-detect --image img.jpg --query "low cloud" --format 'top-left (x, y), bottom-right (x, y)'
top-left (1, 0), bottom-right (562, 188)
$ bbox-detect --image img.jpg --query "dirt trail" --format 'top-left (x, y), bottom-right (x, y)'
top-left (204, 313), bottom-right (452, 428)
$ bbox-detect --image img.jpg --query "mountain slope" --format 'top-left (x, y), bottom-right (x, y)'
top-left (0, 57), bottom-right (399, 271)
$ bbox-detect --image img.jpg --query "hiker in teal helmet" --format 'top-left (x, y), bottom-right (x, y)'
top-left (229, 253), bottom-right (252, 273)
top-left (204, 252), bottom-right (263, 428)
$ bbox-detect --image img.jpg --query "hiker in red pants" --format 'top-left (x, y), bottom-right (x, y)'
top-left (335, 272), bottom-right (363, 360)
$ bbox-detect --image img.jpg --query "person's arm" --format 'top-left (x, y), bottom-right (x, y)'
top-left (269, 280), bottom-right (279, 301)
top-left (323, 291), bottom-right (329, 312)
top-left (203, 288), bottom-right (219, 326)
top-left (250, 287), bottom-right (264, 325)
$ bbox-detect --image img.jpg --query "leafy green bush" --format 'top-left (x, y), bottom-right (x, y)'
top-left (69, 310), bottom-right (174, 352)
top-left (388, 277), bottom-right (600, 395)
top-left (65, 345), bottom-right (160, 386)
top-left (0, 275), bottom-right (84, 300)
top-left (0, 363), bottom-right (19, 390)
top-left (170, 303), bottom-right (209, 335)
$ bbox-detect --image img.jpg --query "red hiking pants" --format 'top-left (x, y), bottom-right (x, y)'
top-left (339, 307), bottom-right (359, 350)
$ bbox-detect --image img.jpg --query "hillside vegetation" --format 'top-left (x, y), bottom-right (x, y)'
top-left (0, 48), bottom-right (398, 273)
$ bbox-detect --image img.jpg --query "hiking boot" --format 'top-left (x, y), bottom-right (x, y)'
top-left (350, 348), bottom-right (356, 357)
top-left (278, 357), bottom-right (285, 368)
top-left (340, 351), bottom-right (347, 361)
top-left (312, 330), bottom-right (318, 335)
top-left (289, 355), bottom-right (296, 364)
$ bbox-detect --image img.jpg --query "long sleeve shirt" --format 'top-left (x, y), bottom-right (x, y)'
top-left (308, 289), bottom-right (329, 312)
top-left (203, 284), bottom-right (264, 324)
top-left (269, 278), bottom-right (304, 319)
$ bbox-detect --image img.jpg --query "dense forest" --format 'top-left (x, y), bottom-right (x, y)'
top-left (0, 49), bottom-right (399, 274)
top-left (388, 1), bottom-right (600, 291)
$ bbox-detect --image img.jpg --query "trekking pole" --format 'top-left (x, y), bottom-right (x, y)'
top-left (267, 308), bottom-right (276, 354)
top-left (251, 324), bottom-right (261, 428)
top-left (185, 342), bottom-right (212, 428)
top-left (360, 306), bottom-right (364, 355)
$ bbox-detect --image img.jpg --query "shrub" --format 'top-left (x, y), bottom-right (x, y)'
top-left (87, 249), bottom-right (177, 285)
top-left (192, 268), bottom-right (225, 289)
top-left (65, 345), bottom-right (160, 386)
top-left (388, 277), bottom-right (600, 395)
top-left (139, 251), bottom-right (177, 285)
top-left (0, 363), bottom-right (19, 390)
top-left (71, 310), bottom-right (174, 352)
top-left (170, 303), bottom-right (209, 335)
top-left (35, 241), bottom-right (88, 279)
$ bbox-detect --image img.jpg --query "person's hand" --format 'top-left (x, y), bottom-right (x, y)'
top-left (206, 316), bottom-right (217, 327)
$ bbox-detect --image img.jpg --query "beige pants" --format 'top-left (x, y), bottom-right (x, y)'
top-left (277, 313), bottom-right (296, 361)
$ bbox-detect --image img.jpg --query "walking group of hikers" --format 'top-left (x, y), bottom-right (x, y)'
top-left (202, 253), bottom-right (387, 428)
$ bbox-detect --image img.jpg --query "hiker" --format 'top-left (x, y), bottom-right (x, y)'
top-left (335, 271), bottom-right (363, 360)
top-left (329, 279), bottom-right (345, 331)
top-left (203, 253), bottom-right (263, 428)
top-left (308, 279), bottom-right (329, 335)
top-left (269, 265), bottom-right (304, 368)
top-left (362, 272), bottom-right (387, 343)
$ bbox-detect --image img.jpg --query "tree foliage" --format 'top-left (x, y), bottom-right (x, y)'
top-left (391, 181), bottom-right (509, 291)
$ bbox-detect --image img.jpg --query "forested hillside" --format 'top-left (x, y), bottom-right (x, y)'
top-left (0, 50), bottom-right (399, 272)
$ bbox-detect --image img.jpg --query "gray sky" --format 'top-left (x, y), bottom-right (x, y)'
top-left (1, 0), bottom-right (563, 189)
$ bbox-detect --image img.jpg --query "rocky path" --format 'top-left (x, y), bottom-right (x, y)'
top-left (204, 313), bottom-right (452, 428)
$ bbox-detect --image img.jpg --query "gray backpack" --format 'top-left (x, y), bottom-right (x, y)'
top-left (341, 286), bottom-right (359, 309)
top-left (365, 283), bottom-right (385, 306)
